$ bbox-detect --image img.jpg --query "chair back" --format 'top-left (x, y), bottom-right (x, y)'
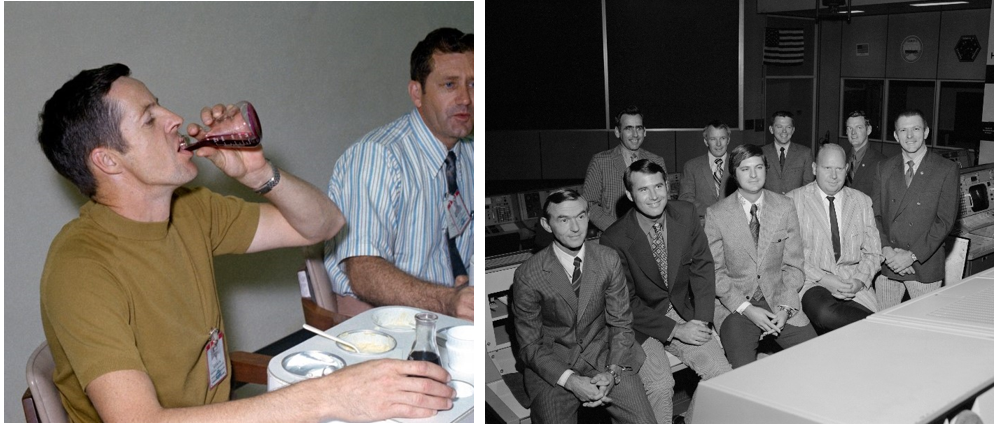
top-left (944, 236), bottom-right (970, 286)
top-left (24, 341), bottom-right (69, 423)
top-left (303, 244), bottom-right (339, 313)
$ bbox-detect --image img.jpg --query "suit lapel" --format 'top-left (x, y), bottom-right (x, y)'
top-left (542, 246), bottom-right (579, 316)
top-left (664, 204), bottom-right (684, 288)
top-left (723, 194), bottom-right (758, 263)
top-left (576, 244), bottom-right (597, 323)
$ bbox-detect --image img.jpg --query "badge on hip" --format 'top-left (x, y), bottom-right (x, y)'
top-left (205, 328), bottom-right (228, 390)
top-left (446, 191), bottom-right (471, 239)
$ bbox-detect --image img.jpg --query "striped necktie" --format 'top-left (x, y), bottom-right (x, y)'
top-left (750, 204), bottom-right (763, 301)
top-left (905, 160), bottom-right (915, 188)
top-left (445, 151), bottom-right (467, 278)
top-left (571, 257), bottom-right (582, 296)
top-left (714, 158), bottom-right (723, 198)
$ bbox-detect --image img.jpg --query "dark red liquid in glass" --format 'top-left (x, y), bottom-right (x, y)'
top-left (407, 351), bottom-right (441, 365)
top-left (184, 134), bottom-right (261, 151)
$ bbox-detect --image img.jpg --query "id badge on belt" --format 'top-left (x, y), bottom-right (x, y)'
top-left (445, 191), bottom-right (471, 239)
top-left (205, 328), bottom-right (227, 390)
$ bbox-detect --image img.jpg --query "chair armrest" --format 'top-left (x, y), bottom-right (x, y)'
top-left (301, 297), bottom-right (351, 330)
top-left (230, 351), bottom-right (272, 386)
top-left (23, 388), bottom-right (40, 423)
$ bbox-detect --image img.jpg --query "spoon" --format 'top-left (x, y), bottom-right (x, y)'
top-left (302, 324), bottom-right (360, 353)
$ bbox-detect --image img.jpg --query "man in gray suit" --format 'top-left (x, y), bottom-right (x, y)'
top-left (511, 190), bottom-right (655, 423)
top-left (679, 121), bottom-right (737, 222)
top-left (844, 110), bottom-right (886, 198)
top-left (762, 111), bottom-right (814, 194)
top-left (705, 144), bottom-right (817, 368)
top-left (788, 144), bottom-right (881, 335)
top-left (582, 106), bottom-right (667, 230)
top-left (872, 109), bottom-right (959, 309)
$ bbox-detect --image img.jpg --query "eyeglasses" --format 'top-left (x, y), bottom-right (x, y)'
top-left (622, 125), bottom-right (646, 134)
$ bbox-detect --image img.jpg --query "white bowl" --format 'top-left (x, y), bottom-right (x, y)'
top-left (445, 325), bottom-right (475, 351)
top-left (336, 329), bottom-right (396, 355)
top-left (372, 307), bottom-right (421, 331)
top-left (446, 344), bottom-right (475, 373)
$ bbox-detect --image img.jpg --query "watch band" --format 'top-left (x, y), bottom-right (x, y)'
top-left (253, 160), bottom-right (280, 195)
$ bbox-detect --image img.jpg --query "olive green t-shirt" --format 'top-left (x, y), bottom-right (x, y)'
top-left (40, 187), bottom-right (259, 423)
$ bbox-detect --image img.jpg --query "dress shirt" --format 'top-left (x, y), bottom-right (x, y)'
top-left (774, 142), bottom-right (791, 158)
top-left (552, 242), bottom-right (586, 282)
top-left (817, 186), bottom-right (845, 239)
top-left (325, 109), bottom-right (474, 297)
top-left (709, 153), bottom-right (728, 175)
top-left (735, 191), bottom-right (766, 314)
top-left (554, 243), bottom-right (586, 386)
top-left (901, 146), bottom-right (928, 175)
top-left (851, 143), bottom-right (869, 171)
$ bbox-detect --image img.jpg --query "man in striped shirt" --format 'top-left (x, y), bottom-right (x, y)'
top-left (325, 28), bottom-right (474, 321)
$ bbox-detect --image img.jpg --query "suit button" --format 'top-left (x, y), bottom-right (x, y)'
top-left (757, 275), bottom-right (761, 279)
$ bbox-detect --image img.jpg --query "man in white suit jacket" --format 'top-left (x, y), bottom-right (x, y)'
top-left (787, 144), bottom-right (882, 335)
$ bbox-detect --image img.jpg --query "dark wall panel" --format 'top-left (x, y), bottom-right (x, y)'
top-left (539, 131), bottom-right (610, 179)
top-left (841, 15), bottom-right (889, 78)
top-left (486, 131), bottom-right (543, 180)
top-left (487, 1), bottom-right (606, 130)
top-left (606, 0), bottom-right (740, 129)
top-left (937, 9), bottom-right (990, 81)
top-left (640, 131), bottom-right (678, 174)
top-left (886, 12), bottom-right (941, 79)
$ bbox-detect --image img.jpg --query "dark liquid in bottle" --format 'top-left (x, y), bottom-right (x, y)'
top-left (184, 134), bottom-right (261, 151)
top-left (407, 351), bottom-right (441, 365)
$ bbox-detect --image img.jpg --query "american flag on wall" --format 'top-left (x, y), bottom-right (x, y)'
top-left (764, 27), bottom-right (805, 65)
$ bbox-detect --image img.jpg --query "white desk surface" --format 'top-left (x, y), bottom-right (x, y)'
top-left (693, 273), bottom-right (995, 423)
top-left (266, 306), bottom-right (474, 423)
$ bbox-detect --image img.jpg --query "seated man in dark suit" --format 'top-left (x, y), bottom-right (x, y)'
top-left (511, 190), bottom-right (655, 424)
top-left (705, 144), bottom-right (817, 368)
top-left (788, 144), bottom-right (882, 335)
top-left (602, 160), bottom-right (732, 423)
top-left (762, 111), bottom-right (814, 194)
top-left (844, 110), bottom-right (886, 198)
top-left (679, 121), bottom-right (737, 224)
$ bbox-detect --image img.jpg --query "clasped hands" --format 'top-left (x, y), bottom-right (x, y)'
top-left (820, 274), bottom-right (866, 300)
top-left (566, 372), bottom-right (616, 407)
top-left (743, 305), bottom-right (787, 339)
top-left (883, 247), bottom-right (916, 276)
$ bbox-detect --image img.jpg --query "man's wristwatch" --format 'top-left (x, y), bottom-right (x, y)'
top-left (778, 305), bottom-right (798, 319)
top-left (910, 252), bottom-right (918, 262)
top-left (606, 364), bottom-right (631, 385)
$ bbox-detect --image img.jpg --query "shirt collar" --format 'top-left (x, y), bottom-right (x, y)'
top-left (408, 108), bottom-right (471, 180)
top-left (815, 183), bottom-right (844, 201)
top-left (901, 146), bottom-right (928, 172)
top-left (709, 152), bottom-right (728, 166)
top-left (552, 241), bottom-right (586, 279)
top-left (634, 209), bottom-right (666, 237)
top-left (774, 141), bottom-right (791, 152)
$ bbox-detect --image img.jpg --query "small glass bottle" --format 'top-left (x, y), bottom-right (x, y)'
top-left (407, 312), bottom-right (441, 365)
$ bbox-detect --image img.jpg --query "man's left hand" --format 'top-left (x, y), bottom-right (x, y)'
top-left (448, 284), bottom-right (474, 321)
top-left (583, 372), bottom-right (615, 407)
top-left (885, 248), bottom-right (914, 274)
top-left (836, 278), bottom-right (865, 299)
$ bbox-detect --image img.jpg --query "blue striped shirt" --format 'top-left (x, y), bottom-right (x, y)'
top-left (324, 109), bottom-right (474, 297)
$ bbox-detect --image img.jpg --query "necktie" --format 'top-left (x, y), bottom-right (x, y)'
top-left (779, 147), bottom-right (786, 171)
top-left (444, 151), bottom-right (467, 279)
top-left (847, 151), bottom-right (857, 183)
top-left (571, 257), bottom-right (582, 296)
top-left (828, 196), bottom-right (841, 262)
top-left (630, 152), bottom-right (638, 165)
top-left (749, 204), bottom-right (764, 301)
top-left (713, 158), bottom-right (723, 198)
top-left (649, 222), bottom-right (670, 295)
top-left (905, 160), bottom-right (915, 188)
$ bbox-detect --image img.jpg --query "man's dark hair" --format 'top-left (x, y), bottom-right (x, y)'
top-left (894, 109), bottom-right (929, 130)
top-left (771, 110), bottom-right (794, 126)
top-left (38, 63), bottom-right (131, 198)
top-left (615, 105), bottom-right (643, 128)
top-left (410, 27), bottom-right (473, 92)
top-left (623, 159), bottom-right (668, 193)
top-left (846, 110), bottom-right (870, 127)
top-left (729, 144), bottom-right (768, 177)
top-left (542, 189), bottom-right (587, 221)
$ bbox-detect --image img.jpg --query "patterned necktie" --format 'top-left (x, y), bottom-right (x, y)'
top-left (749, 204), bottom-right (764, 301)
top-left (713, 158), bottom-right (723, 198)
top-left (444, 151), bottom-right (467, 278)
top-left (630, 151), bottom-right (638, 165)
top-left (905, 160), bottom-right (915, 188)
top-left (828, 196), bottom-right (841, 262)
top-left (650, 222), bottom-right (669, 292)
top-left (571, 257), bottom-right (582, 296)
top-left (779, 147), bottom-right (786, 171)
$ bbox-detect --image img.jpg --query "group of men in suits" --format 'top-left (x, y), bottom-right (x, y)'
top-left (511, 107), bottom-right (958, 423)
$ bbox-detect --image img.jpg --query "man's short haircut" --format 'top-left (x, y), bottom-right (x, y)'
top-left (623, 159), bottom-right (668, 193)
top-left (410, 27), bottom-right (473, 92)
top-left (703, 120), bottom-right (731, 139)
top-left (728, 144), bottom-right (768, 177)
top-left (894, 109), bottom-right (929, 130)
top-left (771, 110), bottom-right (794, 126)
top-left (38, 63), bottom-right (131, 198)
top-left (846, 110), bottom-right (870, 127)
top-left (542, 189), bottom-right (587, 221)
top-left (615, 105), bottom-right (643, 128)
top-left (816, 142), bottom-right (847, 162)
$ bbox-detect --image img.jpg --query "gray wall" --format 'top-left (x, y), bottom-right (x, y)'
top-left (4, 2), bottom-right (471, 422)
